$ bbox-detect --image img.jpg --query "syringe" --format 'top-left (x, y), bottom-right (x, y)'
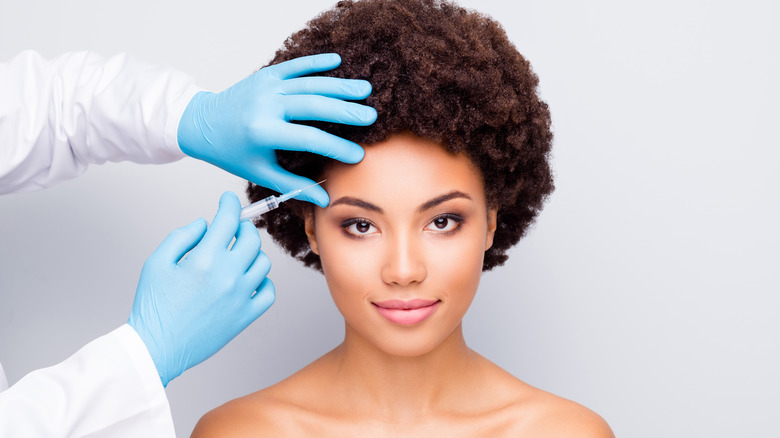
top-left (239, 180), bottom-right (326, 222)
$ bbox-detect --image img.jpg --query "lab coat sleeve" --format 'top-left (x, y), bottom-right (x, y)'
top-left (0, 50), bottom-right (203, 194)
top-left (0, 324), bottom-right (176, 438)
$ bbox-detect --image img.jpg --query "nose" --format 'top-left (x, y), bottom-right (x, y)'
top-left (380, 232), bottom-right (427, 287)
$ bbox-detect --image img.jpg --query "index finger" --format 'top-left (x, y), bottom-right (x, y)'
top-left (264, 53), bottom-right (342, 80)
top-left (200, 192), bottom-right (242, 250)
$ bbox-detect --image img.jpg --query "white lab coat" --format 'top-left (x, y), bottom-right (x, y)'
top-left (0, 50), bottom-right (203, 437)
top-left (0, 326), bottom-right (175, 437)
top-left (0, 50), bottom-right (198, 193)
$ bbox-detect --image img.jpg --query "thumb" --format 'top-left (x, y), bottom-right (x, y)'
top-left (151, 218), bottom-right (208, 265)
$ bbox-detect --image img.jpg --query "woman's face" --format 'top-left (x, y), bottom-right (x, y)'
top-left (305, 133), bottom-right (497, 357)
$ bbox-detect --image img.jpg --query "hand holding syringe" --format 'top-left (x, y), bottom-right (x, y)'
top-left (239, 180), bottom-right (326, 222)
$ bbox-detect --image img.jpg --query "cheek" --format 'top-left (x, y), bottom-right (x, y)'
top-left (428, 231), bottom-right (486, 305)
top-left (317, 232), bottom-right (376, 313)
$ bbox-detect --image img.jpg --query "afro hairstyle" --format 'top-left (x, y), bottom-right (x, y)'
top-left (247, 0), bottom-right (554, 271)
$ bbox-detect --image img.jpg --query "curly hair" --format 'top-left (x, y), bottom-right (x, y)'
top-left (247, 0), bottom-right (554, 271)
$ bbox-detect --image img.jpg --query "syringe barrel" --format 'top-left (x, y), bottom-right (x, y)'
top-left (239, 195), bottom-right (279, 222)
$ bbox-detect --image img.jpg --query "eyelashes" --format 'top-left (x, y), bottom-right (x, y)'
top-left (340, 214), bottom-right (464, 238)
top-left (341, 218), bottom-right (378, 236)
top-left (423, 214), bottom-right (462, 234)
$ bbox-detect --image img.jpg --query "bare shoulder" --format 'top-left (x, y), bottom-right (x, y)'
top-left (514, 389), bottom-right (614, 438)
top-left (190, 360), bottom-right (329, 438)
top-left (190, 389), bottom-right (296, 438)
top-left (476, 359), bottom-right (613, 437)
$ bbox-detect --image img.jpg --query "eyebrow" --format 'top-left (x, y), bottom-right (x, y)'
top-left (330, 197), bottom-right (384, 213)
top-left (329, 190), bottom-right (472, 214)
top-left (416, 191), bottom-right (472, 213)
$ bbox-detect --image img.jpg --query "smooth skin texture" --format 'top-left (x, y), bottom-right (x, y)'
top-left (191, 134), bottom-right (613, 437)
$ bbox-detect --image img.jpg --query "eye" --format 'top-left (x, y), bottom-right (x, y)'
top-left (425, 214), bottom-right (462, 233)
top-left (342, 218), bottom-right (379, 236)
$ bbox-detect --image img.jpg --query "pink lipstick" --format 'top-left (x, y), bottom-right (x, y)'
top-left (372, 299), bottom-right (440, 325)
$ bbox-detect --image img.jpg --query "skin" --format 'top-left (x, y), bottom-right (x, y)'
top-left (192, 133), bottom-right (614, 437)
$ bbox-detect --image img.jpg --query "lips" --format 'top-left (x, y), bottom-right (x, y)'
top-left (372, 299), bottom-right (441, 325)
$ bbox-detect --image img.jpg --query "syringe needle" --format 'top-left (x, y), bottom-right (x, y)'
top-left (277, 180), bottom-right (326, 203)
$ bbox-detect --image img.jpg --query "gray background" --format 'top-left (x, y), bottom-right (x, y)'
top-left (1, 0), bottom-right (778, 436)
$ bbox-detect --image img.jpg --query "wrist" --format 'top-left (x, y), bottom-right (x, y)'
top-left (177, 90), bottom-right (214, 159)
top-left (127, 316), bottom-right (170, 387)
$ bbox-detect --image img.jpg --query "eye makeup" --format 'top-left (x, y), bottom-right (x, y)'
top-left (327, 191), bottom-right (476, 240)
top-left (424, 213), bottom-right (464, 236)
top-left (338, 212), bottom-right (466, 239)
top-left (341, 217), bottom-right (379, 237)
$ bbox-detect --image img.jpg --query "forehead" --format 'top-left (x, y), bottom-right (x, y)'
top-left (323, 133), bottom-right (486, 207)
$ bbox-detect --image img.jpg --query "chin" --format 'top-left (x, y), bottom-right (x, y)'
top-left (364, 322), bottom-right (462, 358)
top-left (379, 340), bottom-right (441, 358)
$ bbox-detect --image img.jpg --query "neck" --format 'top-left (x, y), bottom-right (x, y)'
top-left (326, 322), bottom-right (478, 421)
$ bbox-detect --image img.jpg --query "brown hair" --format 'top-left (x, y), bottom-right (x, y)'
top-left (248, 0), bottom-right (554, 271)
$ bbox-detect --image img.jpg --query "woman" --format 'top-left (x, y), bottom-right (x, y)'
top-left (193, 0), bottom-right (613, 435)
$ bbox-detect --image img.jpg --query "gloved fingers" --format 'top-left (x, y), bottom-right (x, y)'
top-left (252, 164), bottom-right (330, 207)
top-left (200, 192), bottom-right (242, 250)
top-left (281, 77), bottom-right (372, 100)
top-left (152, 218), bottom-right (208, 264)
top-left (248, 277), bottom-right (276, 320)
top-left (269, 122), bottom-right (365, 163)
top-left (283, 95), bottom-right (377, 126)
top-left (231, 221), bottom-right (263, 269)
top-left (264, 53), bottom-right (342, 80)
top-left (242, 250), bottom-right (272, 291)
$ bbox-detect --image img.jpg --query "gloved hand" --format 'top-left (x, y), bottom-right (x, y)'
top-left (177, 53), bottom-right (377, 207)
top-left (128, 192), bottom-right (274, 387)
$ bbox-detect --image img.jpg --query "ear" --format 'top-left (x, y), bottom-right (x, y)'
top-left (485, 208), bottom-right (498, 251)
top-left (304, 211), bottom-right (320, 255)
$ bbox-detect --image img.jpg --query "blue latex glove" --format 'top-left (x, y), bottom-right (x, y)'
top-left (177, 53), bottom-right (377, 207)
top-left (128, 192), bottom-right (274, 387)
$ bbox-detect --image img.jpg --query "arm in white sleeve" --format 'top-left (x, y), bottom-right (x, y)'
top-left (0, 325), bottom-right (175, 438)
top-left (0, 50), bottom-right (203, 194)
